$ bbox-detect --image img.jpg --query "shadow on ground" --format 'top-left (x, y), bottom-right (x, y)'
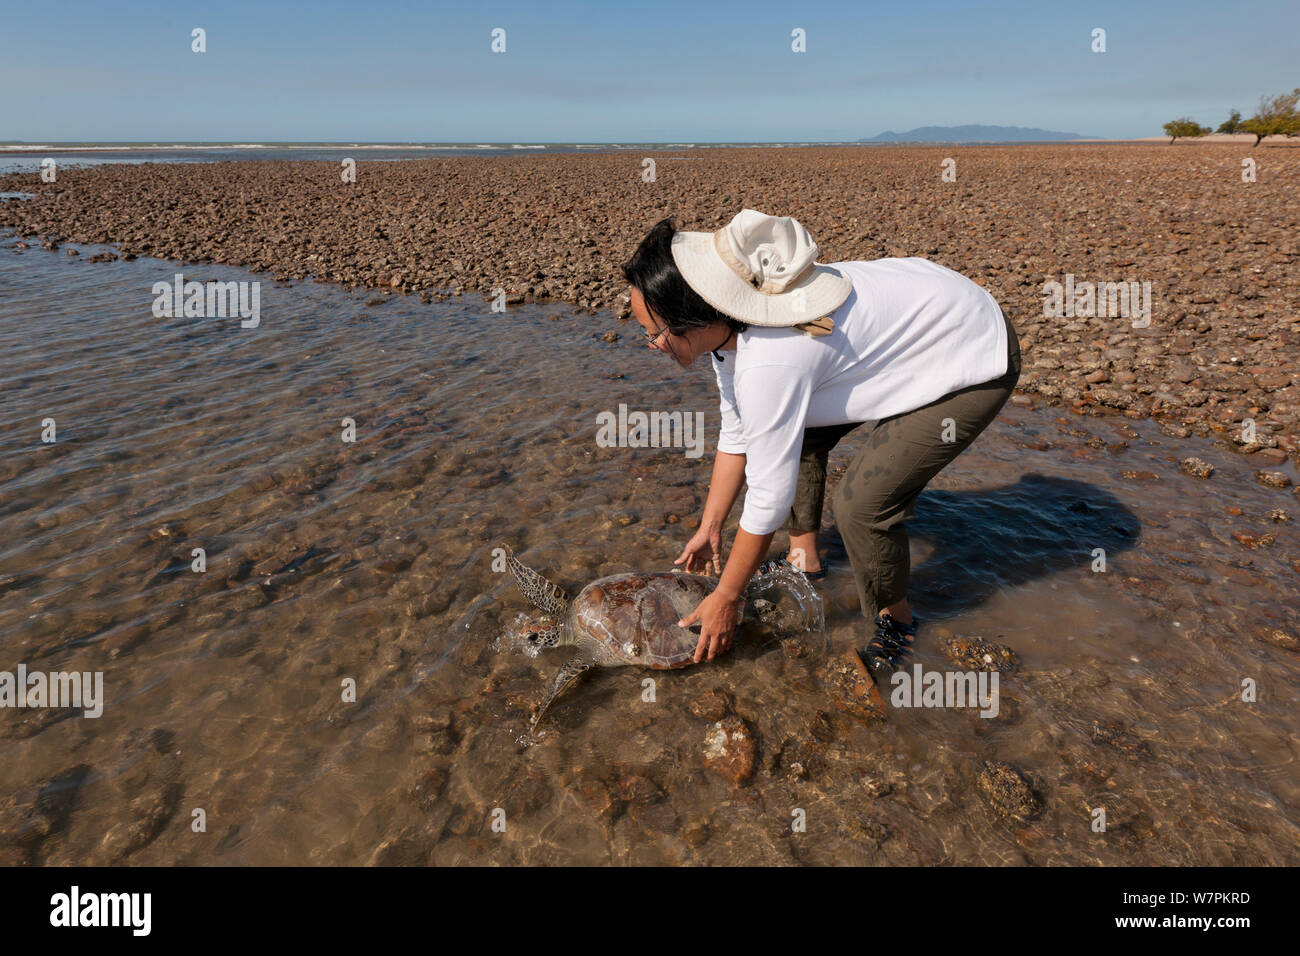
top-left (823, 472), bottom-right (1141, 622)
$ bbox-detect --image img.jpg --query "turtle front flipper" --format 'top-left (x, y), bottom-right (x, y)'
top-left (504, 546), bottom-right (570, 618)
top-left (744, 560), bottom-right (825, 633)
top-left (529, 655), bottom-right (594, 733)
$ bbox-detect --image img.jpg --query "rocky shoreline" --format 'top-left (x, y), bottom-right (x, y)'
top-left (2, 144), bottom-right (1298, 461)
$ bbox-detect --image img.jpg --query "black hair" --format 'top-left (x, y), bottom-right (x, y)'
top-left (622, 218), bottom-right (748, 339)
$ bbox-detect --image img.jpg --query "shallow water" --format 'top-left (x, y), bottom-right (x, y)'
top-left (1, 240), bottom-right (1297, 865)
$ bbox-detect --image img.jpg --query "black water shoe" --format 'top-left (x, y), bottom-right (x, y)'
top-left (860, 613), bottom-right (917, 676)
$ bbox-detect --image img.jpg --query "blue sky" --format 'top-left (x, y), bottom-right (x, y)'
top-left (3, 0), bottom-right (1296, 141)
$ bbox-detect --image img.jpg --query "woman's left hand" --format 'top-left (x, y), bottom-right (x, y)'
top-left (679, 589), bottom-right (742, 663)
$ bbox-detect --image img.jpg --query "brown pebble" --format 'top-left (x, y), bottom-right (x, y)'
top-left (702, 715), bottom-right (757, 786)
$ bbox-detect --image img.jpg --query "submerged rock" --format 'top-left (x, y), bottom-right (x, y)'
top-left (703, 715), bottom-right (757, 786)
top-left (780, 635), bottom-right (810, 659)
top-left (977, 761), bottom-right (1043, 822)
top-left (95, 730), bottom-right (184, 863)
top-left (688, 687), bottom-right (729, 722)
top-left (1091, 718), bottom-right (1152, 757)
top-left (1251, 448), bottom-right (1289, 466)
top-left (681, 817), bottom-right (709, 847)
top-left (1232, 532), bottom-right (1276, 550)
top-left (1253, 624), bottom-right (1298, 652)
top-left (0, 765), bottom-right (91, 865)
top-left (1179, 457), bottom-right (1214, 479)
top-left (1255, 471), bottom-right (1292, 489)
top-left (573, 778), bottom-right (619, 822)
top-left (618, 775), bottom-right (664, 806)
top-left (942, 635), bottom-right (1019, 673)
top-left (817, 649), bottom-right (886, 721)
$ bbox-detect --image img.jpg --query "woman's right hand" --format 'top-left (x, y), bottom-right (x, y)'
top-left (675, 524), bottom-right (723, 576)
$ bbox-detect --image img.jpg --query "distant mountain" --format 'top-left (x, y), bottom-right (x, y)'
top-left (859, 125), bottom-right (1088, 143)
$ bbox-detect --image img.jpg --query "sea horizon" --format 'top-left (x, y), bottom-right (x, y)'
top-left (0, 136), bottom-right (1167, 174)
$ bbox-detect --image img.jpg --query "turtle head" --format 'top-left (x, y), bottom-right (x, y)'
top-left (510, 612), bottom-right (562, 652)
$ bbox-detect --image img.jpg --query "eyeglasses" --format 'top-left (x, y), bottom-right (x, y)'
top-left (643, 323), bottom-right (670, 349)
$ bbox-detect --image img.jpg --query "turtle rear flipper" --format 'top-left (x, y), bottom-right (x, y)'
top-left (529, 656), bottom-right (594, 733)
top-left (504, 546), bottom-right (570, 617)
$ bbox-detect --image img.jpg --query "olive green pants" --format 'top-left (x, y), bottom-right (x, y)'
top-left (788, 310), bottom-right (1021, 620)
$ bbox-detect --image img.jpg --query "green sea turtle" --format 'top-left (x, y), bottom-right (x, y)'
top-left (503, 548), bottom-right (823, 731)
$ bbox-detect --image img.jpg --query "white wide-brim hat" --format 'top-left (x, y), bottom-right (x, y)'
top-left (670, 208), bottom-right (851, 330)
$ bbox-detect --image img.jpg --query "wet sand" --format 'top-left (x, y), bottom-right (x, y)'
top-left (0, 243), bottom-right (1297, 865)
top-left (1, 143), bottom-right (1298, 456)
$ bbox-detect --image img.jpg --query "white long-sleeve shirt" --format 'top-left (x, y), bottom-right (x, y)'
top-left (713, 257), bottom-right (1008, 535)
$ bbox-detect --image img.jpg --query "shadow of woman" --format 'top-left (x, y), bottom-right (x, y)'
top-left (824, 472), bottom-right (1141, 623)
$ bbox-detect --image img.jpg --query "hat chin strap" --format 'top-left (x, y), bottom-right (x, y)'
top-left (710, 323), bottom-right (734, 363)
top-left (712, 228), bottom-right (815, 294)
